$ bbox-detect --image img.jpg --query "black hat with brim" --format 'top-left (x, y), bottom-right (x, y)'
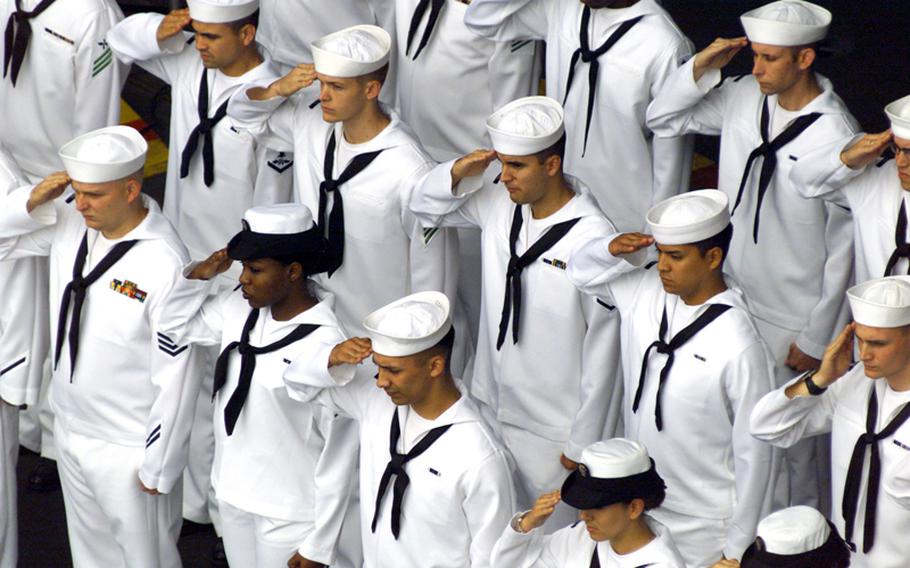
top-left (227, 226), bottom-right (328, 272)
top-left (741, 521), bottom-right (851, 568)
top-left (560, 458), bottom-right (666, 511)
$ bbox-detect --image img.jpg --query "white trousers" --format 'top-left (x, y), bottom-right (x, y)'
top-left (649, 507), bottom-right (728, 568)
top-left (0, 401), bottom-right (18, 568)
top-left (182, 345), bottom-right (221, 531)
top-left (55, 421), bottom-right (183, 568)
top-left (18, 356), bottom-right (56, 458)
top-left (220, 501), bottom-right (315, 567)
top-left (500, 423), bottom-right (578, 533)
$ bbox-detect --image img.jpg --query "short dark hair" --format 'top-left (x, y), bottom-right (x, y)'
top-left (270, 251), bottom-right (326, 278)
top-left (535, 132), bottom-right (567, 164)
top-left (359, 63), bottom-right (389, 88)
top-left (693, 223), bottom-right (733, 268)
top-left (624, 485), bottom-right (666, 511)
top-left (227, 9), bottom-right (259, 32)
top-left (423, 326), bottom-right (456, 375)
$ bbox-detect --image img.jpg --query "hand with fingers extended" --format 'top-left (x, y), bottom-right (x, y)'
top-left (840, 130), bottom-right (893, 170)
top-left (156, 9), bottom-right (191, 45)
top-left (608, 232), bottom-right (655, 257)
top-left (27, 171), bottom-right (71, 212)
top-left (812, 322), bottom-right (855, 389)
top-left (518, 491), bottom-right (562, 533)
top-left (249, 64), bottom-right (317, 101)
top-left (187, 249), bottom-right (233, 280)
top-left (329, 337), bottom-right (372, 368)
top-left (693, 37), bottom-right (749, 82)
top-left (451, 149), bottom-right (498, 188)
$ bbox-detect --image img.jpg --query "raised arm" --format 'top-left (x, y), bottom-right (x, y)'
top-left (106, 10), bottom-right (194, 85)
top-left (464, 0), bottom-right (549, 43)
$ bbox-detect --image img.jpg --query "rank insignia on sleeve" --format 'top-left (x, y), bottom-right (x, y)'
top-left (510, 39), bottom-right (533, 53)
top-left (267, 152), bottom-right (294, 174)
top-left (93, 40), bottom-right (113, 77)
top-left (422, 227), bottom-right (440, 246)
top-left (542, 257), bottom-right (567, 270)
top-left (110, 279), bottom-right (148, 303)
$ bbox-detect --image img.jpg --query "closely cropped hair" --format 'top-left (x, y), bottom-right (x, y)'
top-left (693, 223), bottom-right (734, 268)
top-left (360, 63), bottom-right (390, 88)
top-left (227, 9), bottom-right (259, 32)
top-left (535, 132), bottom-right (567, 164)
top-left (425, 326), bottom-right (456, 375)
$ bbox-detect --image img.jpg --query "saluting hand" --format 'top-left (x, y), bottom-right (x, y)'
top-left (693, 37), bottom-right (748, 82)
top-left (287, 553), bottom-right (326, 568)
top-left (273, 64), bottom-right (317, 97)
top-left (27, 171), bottom-right (70, 212)
top-left (518, 491), bottom-right (561, 533)
top-left (451, 149), bottom-right (498, 188)
top-left (329, 337), bottom-right (373, 368)
top-left (813, 322), bottom-right (855, 388)
top-left (187, 249), bottom-right (232, 280)
top-left (608, 232), bottom-right (654, 257)
top-left (156, 9), bottom-right (191, 44)
top-left (840, 130), bottom-right (892, 170)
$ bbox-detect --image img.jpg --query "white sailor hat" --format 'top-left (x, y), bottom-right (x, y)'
top-left (646, 189), bottom-right (731, 245)
top-left (227, 204), bottom-right (327, 268)
top-left (740, 0), bottom-right (831, 46)
top-left (311, 25), bottom-right (391, 78)
top-left (847, 276), bottom-right (910, 328)
top-left (363, 292), bottom-right (452, 357)
top-left (742, 506), bottom-right (850, 567)
top-left (59, 126), bottom-right (147, 184)
top-left (885, 95), bottom-right (910, 140)
top-left (486, 96), bottom-right (565, 157)
top-left (560, 439), bottom-right (665, 510)
top-left (187, 0), bottom-right (259, 24)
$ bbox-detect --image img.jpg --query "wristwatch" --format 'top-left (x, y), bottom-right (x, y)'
top-left (803, 370), bottom-right (828, 396)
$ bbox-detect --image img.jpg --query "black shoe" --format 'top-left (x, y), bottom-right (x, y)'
top-left (27, 458), bottom-right (60, 493)
top-left (210, 537), bottom-right (229, 568)
top-left (179, 519), bottom-right (214, 538)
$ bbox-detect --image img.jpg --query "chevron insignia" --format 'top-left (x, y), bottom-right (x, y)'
top-left (423, 227), bottom-right (440, 246)
top-left (267, 152), bottom-right (293, 174)
top-left (157, 333), bottom-right (188, 358)
top-left (146, 424), bottom-right (161, 448)
top-left (93, 41), bottom-right (113, 77)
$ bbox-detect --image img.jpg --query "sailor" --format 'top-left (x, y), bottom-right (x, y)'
top-left (736, 506), bottom-right (851, 568)
top-left (283, 291), bottom-right (517, 567)
top-left (492, 438), bottom-right (686, 567)
top-left (568, 190), bottom-right (777, 566)
top-left (0, 0), bottom-right (127, 490)
top-left (0, 126), bottom-right (202, 567)
top-left (0, 146), bottom-right (48, 568)
top-left (751, 276), bottom-right (910, 568)
top-left (106, 0), bottom-right (294, 541)
top-left (180, 204), bottom-right (359, 568)
top-left (409, 96), bottom-right (622, 530)
top-left (646, 0), bottom-right (858, 509)
top-left (791, 95), bottom-right (910, 284)
top-left (464, 0), bottom-right (694, 233)
top-left (227, 24), bottom-right (455, 342)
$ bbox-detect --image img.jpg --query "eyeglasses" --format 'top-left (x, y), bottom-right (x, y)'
top-left (890, 142), bottom-right (910, 159)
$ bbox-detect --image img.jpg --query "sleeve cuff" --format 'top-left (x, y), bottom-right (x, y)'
top-left (795, 334), bottom-right (826, 361)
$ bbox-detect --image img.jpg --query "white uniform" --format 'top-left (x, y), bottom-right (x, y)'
top-left (0, 147), bottom-right (47, 568)
top-left (464, 0), bottom-right (693, 232)
top-left (492, 515), bottom-right (686, 568)
top-left (0, 189), bottom-right (202, 568)
top-left (647, 58), bottom-right (858, 509)
top-left (180, 286), bottom-right (358, 567)
top-left (792, 139), bottom-right (906, 284)
top-left (283, 366), bottom-right (516, 568)
top-left (410, 165), bottom-right (622, 528)
top-left (751, 367), bottom-right (910, 568)
top-left (568, 249), bottom-right (777, 565)
top-left (228, 92), bottom-right (455, 338)
top-left (1, 0), bottom-right (126, 457)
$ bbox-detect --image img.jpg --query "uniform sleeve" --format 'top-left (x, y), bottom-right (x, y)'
top-left (750, 374), bottom-right (840, 448)
top-left (649, 39), bottom-right (696, 208)
top-left (226, 83), bottom-right (300, 154)
top-left (565, 235), bottom-right (647, 306)
top-left (722, 341), bottom-right (777, 560)
top-left (0, 186), bottom-right (59, 261)
top-left (790, 133), bottom-right (879, 210)
top-left (251, 147), bottom-right (295, 206)
top-left (462, 448), bottom-right (519, 568)
top-left (299, 408), bottom-right (359, 565)
top-left (138, 259), bottom-right (205, 494)
top-left (490, 515), bottom-right (562, 568)
top-left (0, 258), bottom-right (46, 406)
top-left (73, 4), bottom-right (127, 137)
top-left (283, 340), bottom-right (370, 422)
top-left (794, 203), bottom-right (854, 359)
top-left (488, 38), bottom-right (540, 112)
top-left (178, 288), bottom-right (230, 347)
top-left (646, 57), bottom-right (728, 138)
top-left (409, 160), bottom-right (503, 230)
top-left (106, 13), bottom-right (192, 85)
top-left (464, 0), bottom-right (550, 42)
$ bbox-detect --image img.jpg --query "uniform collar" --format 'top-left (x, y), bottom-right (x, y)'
top-left (263, 283), bottom-right (342, 332)
top-left (395, 379), bottom-right (485, 435)
top-left (330, 103), bottom-right (420, 154)
top-left (521, 174), bottom-right (605, 228)
top-left (588, 0), bottom-right (660, 25)
top-left (211, 52), bottom-right (278, 88)
top-left (767, 74), bottom-right (846, 119)
top-left (89, 194), bottom-right (171, 243)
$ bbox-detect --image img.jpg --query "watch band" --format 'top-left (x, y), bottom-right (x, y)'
top-left (804, 370), bottom-right (828, 396)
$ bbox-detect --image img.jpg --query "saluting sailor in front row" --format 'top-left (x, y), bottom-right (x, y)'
top-left (492, 438), bottom-right (686, 567)
top-left (751, 276), bottom-right (910, 568)
top-left (711, 506), bottom-right (851, 568)
top-left (181, 204), bottom-right (359, 568)
top-left (568, 190), bottom-right (777, 566)
top-left (410, 95), bottom-right (622, 531)
top-left (792, 95), bottom-right (910, 284)
top-left (283, 292), bottom-right (516, 567)
top-left (0, 126), bottom-right (202, 568)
